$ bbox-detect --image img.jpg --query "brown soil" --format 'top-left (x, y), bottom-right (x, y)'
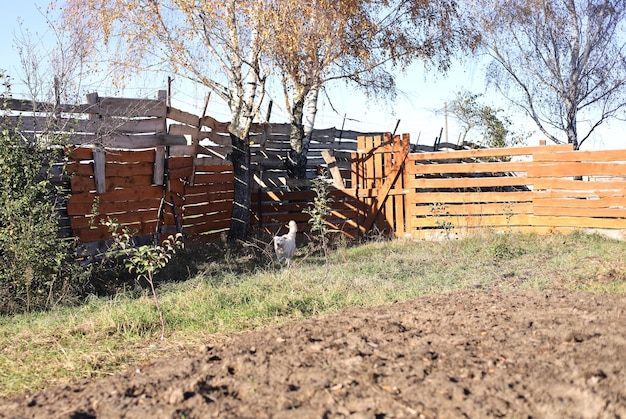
top-left (1, 290), bottom-right (625, 418)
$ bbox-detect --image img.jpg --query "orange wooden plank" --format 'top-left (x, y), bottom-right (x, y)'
top-left (194, 163), bottom-right (234, 173)
top-left (534, 195), bottom-right (626, 208)
top-left (191, 173), bottom-right (234, 185)
top-left (411, 143), bottom-right (572, 161)
top-left (168, 156), bottom-right (194, 169)
top-left (65, 146), bottom-right (94, 161)
top-left (184, 190), bottom-right (234, 206)
top-left (106, 161), bottom-right (154, 176)
top-left (185, 183), bottom-right (235, 195)
top-left (407, 176), bottom-right (531, 189)
top-left (408, 202), bottom-right (533, 217)
top-left (533, 148), bottom-right (626, 162)
top-left (68, 185), bottom-right (163, 205)
top-left (534, 206), bottom-right (626, 218)
top-left (70, 176), bottom-right (96, 193)
top-left (528, 162), bottom-right (626, 178)
top-left (105, 149), bottom-right (155, 163)
top-left (70, 209), bottom-right (159, 229)
top-left (406, 191), bottom-right (534, 204)
top-left (67, 198), bottom-right (162, 216)
top-left (532, 178), bottom-right (626, 191)
top-left (409, 214), bottom-right (626, 229)
top-left (66, 162), bottom-right (95, 176)
top-left (183, 200), bottom-right (233, 216)
top-left (405, 160), bottom-right (531, 175)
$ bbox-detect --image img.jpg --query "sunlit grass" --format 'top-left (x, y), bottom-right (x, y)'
top-left (0, 230), bottom-right (624, 397)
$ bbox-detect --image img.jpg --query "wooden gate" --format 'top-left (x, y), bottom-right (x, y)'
top-left (351, 133), bottom-right (410, 236)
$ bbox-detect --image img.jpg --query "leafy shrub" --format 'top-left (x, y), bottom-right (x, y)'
top-left (0, 74), bottom-right (88, 314)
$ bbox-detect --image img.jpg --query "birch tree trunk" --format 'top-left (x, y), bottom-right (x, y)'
top-left (286, 86), bottom-right (319, 180)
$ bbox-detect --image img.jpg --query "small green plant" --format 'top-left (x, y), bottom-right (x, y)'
top-left (430, 202), bottom-right (455, 239)
top-left (305, 170), bottom-right (334, 269)
top-left (102, 218), bottom-right (183, 340)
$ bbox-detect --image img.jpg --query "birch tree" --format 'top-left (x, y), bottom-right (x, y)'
top-left (470, 0), bottom-right (626, 150)
top-left (266, 0), bottom-right (475, 178)
top-left (60, 0), bottom-right (268, 239)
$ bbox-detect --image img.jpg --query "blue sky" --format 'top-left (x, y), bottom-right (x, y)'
top-left (1, 0), bottom-right (623, 150)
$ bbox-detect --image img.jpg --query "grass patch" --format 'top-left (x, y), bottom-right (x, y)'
top-left (1, 231), bottom-right (625, 397)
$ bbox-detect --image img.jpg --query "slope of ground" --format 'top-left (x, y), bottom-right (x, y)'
top-left (1, 290), bottom-right (625, 418)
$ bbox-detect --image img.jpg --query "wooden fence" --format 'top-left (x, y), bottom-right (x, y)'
top-left (5, 91), bottom-right (626, 255)
top-left (1, 91), bottom-right (383, 255)
top-left (396, 141), bottom-right (626, 239)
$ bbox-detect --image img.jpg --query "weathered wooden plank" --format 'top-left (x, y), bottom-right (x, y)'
top-left (66, 133), bottom-right (187, 148)
top-left (200, 115), bottom-right (230, 132)
top-left (154, 147), bottom-right (166, 185)
top-left (85, 96), bottom-right (167, 118)
top-left (169, 145), bottom-right (197, 157)
top-left (1, 98), bottom-right (84, 114)
top-left (167, 107), bottom-right (200, 127)
top-left (93, 148), bottom-right (106, 194)
top-left (202, 131), bottom-right (232, 147)
top-left (169, 123), bottom-right (210, 139)
top-left (10, 115), bottom-right (166, 134)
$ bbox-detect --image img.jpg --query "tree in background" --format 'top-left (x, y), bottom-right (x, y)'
top-left (60, 0), bottom-right (268, 240)
top-left (266, 0), bottom-right (477, 179)
top-left (14, 7), bottom-right (89, 107)
top-left (448, 90), bottom-right (529, 148)
top-left (469, 0), bottom-right (626, 150)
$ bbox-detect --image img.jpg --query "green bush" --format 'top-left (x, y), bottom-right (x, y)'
top-left (0, 75), bottom-right (88, 314)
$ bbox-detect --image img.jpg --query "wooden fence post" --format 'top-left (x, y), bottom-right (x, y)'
top-left (154, 146), bottom-right (166, 185)
top-left (93, 147), bottom-right (106, 194)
